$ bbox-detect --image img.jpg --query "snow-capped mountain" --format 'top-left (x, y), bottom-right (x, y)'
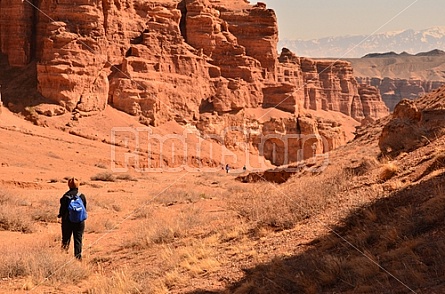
top-left (279, 27), bottom-right (445, 58)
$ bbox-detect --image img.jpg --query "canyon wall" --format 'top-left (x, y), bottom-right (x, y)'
top-left (275, 48), bottom-right (388, 121)
top-left (0, 0), bottom-right (389, 164)
top-left (356, 77), bottom-right (445, 111)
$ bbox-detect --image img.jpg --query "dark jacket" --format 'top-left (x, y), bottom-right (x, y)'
top-left (58, 188), bottom-right (87, 222)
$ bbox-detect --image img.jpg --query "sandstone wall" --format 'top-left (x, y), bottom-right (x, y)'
top-left (357, 77), bottom-right (445, 111)
top-left (379, 92), bottom-right (445, 158)
top-left (0, 0), bottom-right (388, 123)
top-left (274, 48), bottom-right (388, 121)
top-left (0, 0), bottom-right (34, 66)
top-left (0, 0), bottom-right (390, 166)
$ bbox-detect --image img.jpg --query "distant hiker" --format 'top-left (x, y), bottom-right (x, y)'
top-left (57, 177), bottom-right (87, 260)
top-left (243, 165), bottom-right (247, 171)
top-left (225, 164), bottom-right (230, 173)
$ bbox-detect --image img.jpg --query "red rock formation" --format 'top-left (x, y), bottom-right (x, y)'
top-left (275, 48), bottom-right (388, 121)
top-left (0, 0), bottom-right (388, 121)
top-left (35, 1), bottom-right (108, 112)
top-left (379, 87), bottom-right (445, 157)
top-left (0, 0), bottom-right (33, 66)
top-left (0, 0), bottom-right (390, 166)
top-left (217, 1), bottom-right (279, 80)
top-left (357, 77), bottom-right (445, 111)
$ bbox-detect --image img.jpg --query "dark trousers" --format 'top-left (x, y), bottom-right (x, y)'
top-left (61, 220), bottom-right (85, 259)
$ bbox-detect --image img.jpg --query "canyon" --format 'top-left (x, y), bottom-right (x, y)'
top-left (0, 0), bottom-right (389, 166)
top-left (1, 2), bottom-right (445, 293)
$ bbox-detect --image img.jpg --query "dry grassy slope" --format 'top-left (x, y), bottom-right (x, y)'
top-left (221, 87), bottom-right (445, 293)
top-left (0, 87), bottom-right (444, 293)
top-left (345, 55), bottom-right (445, 81)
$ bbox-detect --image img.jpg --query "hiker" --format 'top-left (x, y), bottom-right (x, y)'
top-left (57, 177), bottom-right (87, 260)
top-left (225, 164), bottom-right (230, 173)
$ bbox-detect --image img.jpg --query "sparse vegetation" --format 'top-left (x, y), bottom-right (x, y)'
top-left (91, 172), bottom-right (116, 182)
top-left (94, 162), bottom-right (108, 169)
top-left (86, 269), bottom-right (142, 294)
top-left (0, 245), bottom-right (88, 284)
top-left (152, 187), bottom-right (209, 206)
top-left (32, 199), bottom-right (58, 223)
top-left (126, 206), bottom-right (210, 248)
top-left (379, 162), bottom-right (398, 181)
top-left (115, 173), bottom-right (138, 181)
top-left (0, 206), bottom-right (35, 233)
top-left (0, 190), bottom-right (35, 233)
top-left (228, 169), bottom-right (352, 232)
top-left (90, 172), bottom-right (138, 182)
top-left (2, 90), bottom-right (445, 294)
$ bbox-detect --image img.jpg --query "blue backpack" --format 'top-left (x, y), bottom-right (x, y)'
top-left (68, 194), bottom-right (87, 223)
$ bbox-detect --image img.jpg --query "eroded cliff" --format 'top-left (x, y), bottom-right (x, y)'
top-left (357, 77), bottom-right (445, 111)
top-left (0, 0), bottom-right (389, 164)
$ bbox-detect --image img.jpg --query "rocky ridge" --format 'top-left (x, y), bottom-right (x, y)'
top-left (0, 0), bottom-right (389, 165)
top-left (347, 52), bottom-right (445, 111)
top-left (379, 86), bottom-right (445, 157)
top-left (357, 77), bottom-right (445, 111)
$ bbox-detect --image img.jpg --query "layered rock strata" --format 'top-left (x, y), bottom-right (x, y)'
top-left (275, 48), bottom-right (388, 121)
top-left (0, 0), bottom-right (389, 165)
top-left (379, 88), bottom-right (445, 157)
top-left (0, 0), bottom-right (34, 66)
top-left (357, 77), bottom-right (445, 111)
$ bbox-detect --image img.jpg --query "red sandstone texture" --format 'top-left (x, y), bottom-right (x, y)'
top-left (379, 87), bottom-right (445, 157)
top-left (0, 0), bottom-right (389, 163)
top-left (357, 77), bottom-right (445, 111)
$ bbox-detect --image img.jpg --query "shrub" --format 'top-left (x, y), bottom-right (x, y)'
top-left (115, 173), bottom-right (138, 181)
top-left (91, 172), bottom-right (116, 182)
top-left (379, 162), bottom-right (398, 181)
top-left (95, 162), bottom-right (107, 169)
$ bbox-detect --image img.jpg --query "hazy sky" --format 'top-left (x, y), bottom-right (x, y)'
top-left (260, 0), bottom-right (445, 40)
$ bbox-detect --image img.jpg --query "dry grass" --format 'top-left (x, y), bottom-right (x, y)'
top-left (91, 172), bottom-right (116, 182)
top-left (0, 244), bottom-right (88, 285)
top-left (94, 162), bottom-right (108, 169)
top-left (228, 169), bottom-right (351, 233)
top-left (152, 187), bottom-right (210, 206)
top-left (3, 138), bottom-right (445, 293)
top-left (166, 240), bottom-right (221, 278)
top-left (134, 237), bottom-right (222, 292)
top-left (115, 173), bottom-right (138, 181)
top-left (0, 190), bottom-right (35, 233)
top-left (86, 268), bottom-right (142, 294)
top-left (379, 162), bottom-right (398, 181)
top-left (124, 206), bottom-right (211, 248)
top-left (347, 156), bottom-right (380, 176)
top-left (90, 172), bottom-right (137, 183)
top-left (0, 205), bottom-right (35, 233)
top-left (32, 199), bottom-right (59, 223)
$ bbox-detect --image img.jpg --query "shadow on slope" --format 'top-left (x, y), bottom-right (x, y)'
top-left (189, 171), bottom-right (445, 294)
top-left (0, 53), bottom-right (56, 116)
